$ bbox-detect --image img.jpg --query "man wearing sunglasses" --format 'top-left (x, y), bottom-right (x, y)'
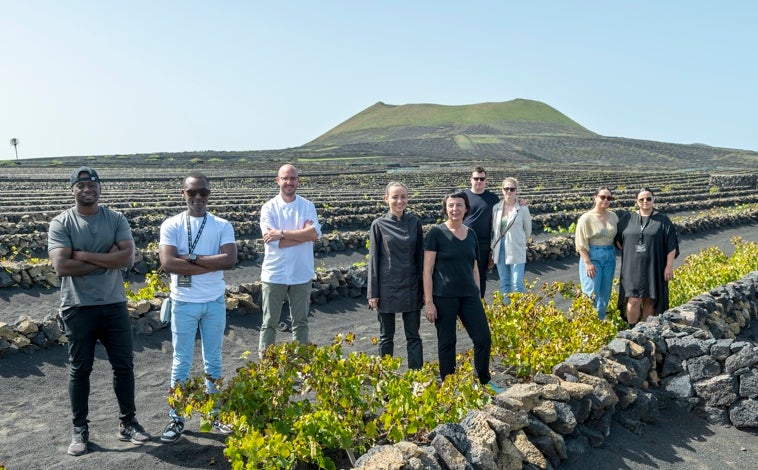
top-left (463, 166), bottom-right (500, 299)
top-left (158, 171), bottom-right (238, 443)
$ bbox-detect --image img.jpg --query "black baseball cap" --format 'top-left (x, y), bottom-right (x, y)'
top-left (70, 166), bottom-right (100, 187)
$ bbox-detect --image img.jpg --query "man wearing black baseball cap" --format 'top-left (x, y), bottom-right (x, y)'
top-left (48, 167), bottom-right (152, 456)
top-left (69, 166), bottom-right (100, 186)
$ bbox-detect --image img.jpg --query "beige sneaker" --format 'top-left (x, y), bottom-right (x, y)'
top-left (67, 425), bottom-right (89, 456)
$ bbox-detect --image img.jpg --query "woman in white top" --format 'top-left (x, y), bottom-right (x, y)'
top-left (575, 187), bottom-right (618, 319)
top-left (490, 177), bottom-right (532, 302)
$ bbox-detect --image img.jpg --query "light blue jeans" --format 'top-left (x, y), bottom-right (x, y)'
top-left (170, 294), bottom-right (226, 391)
top-left (579, 245), bottom-right (616, 319)
top-left (496, 241), bottom-right (525, 304)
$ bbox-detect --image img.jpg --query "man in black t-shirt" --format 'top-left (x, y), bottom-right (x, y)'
top-left (463, 166), bottom-right (500, 299)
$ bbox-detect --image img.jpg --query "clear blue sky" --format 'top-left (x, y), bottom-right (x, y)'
top-left (2, 1), bottom-right (757, 160)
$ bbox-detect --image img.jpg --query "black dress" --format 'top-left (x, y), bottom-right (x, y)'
top-left (615, 211), bottom-right (679, 315)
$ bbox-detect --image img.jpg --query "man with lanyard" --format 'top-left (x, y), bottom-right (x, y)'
top-left (258, 163), bottom-right (322, 357)
top-left (463, 166), bottom-right (500, 299)
top-left (158, 171), bottom-right (237, 443)
top-left (48, 166), bottom-right (151, 456)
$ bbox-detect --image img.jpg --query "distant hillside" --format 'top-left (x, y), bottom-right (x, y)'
top-left (299, 99), bottom-right (758, 169)
top-left (8, 99), bottom-right (757, 171)
top-left (310, 99), bottom-right (593, 145)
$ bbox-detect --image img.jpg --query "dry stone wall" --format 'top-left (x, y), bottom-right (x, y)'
top-left (709, 174), bottom-right (757, 188)
top-left (353, 271), bottom-right (758, 469)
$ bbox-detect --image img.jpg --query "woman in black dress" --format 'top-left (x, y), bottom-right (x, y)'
top-left (367, 182), bottom-right (424, 369)
top-left (423, 191), bottom-right (498, 390)
top-left (615, 187), bottom-right (679, 325)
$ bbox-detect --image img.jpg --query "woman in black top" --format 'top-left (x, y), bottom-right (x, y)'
top-left (615, 187), bottom-right (679, 325)
top-left (423, 191), bottom-right (495, 389)
top-left (367, 182), bottom-right (424, 369)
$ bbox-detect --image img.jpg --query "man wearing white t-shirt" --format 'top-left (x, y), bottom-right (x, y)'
top-left (259, 164), bottom-right (322, 357)
top-left (157, 171), bottom-right (237, 443)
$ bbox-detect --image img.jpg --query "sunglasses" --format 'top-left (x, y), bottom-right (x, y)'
top-left (597, 195), bottom-right (613, 201)
top-left (502, 187), bottom-right (517, 192)
top-left (637, 197), bottom-right (653, 202)
top-left (472, 177), bottom-right (486, 181)
top-left (184, 188), bottom-right (211, 197)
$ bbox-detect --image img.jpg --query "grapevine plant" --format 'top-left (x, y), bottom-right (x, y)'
top-left (124, 270), bottom-right (169, 301)
top-left (170, 334), bottom-right (488, 469)
top-left (668, 236), bottom-right (758, 307)
top-left (168, 237), bottom-right (758, 469)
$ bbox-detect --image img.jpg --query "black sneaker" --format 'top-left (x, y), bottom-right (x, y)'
top-left (67, 425), bottom-right (89, 456)
top-left (160, 418), bottom-right (184, 443)
top-left (117, 419), bottom-right (151, 445)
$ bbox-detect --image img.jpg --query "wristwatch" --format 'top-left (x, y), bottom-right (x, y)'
top-left (188, 253), bottom-right (197, 264)
top-left (280, 229), bottom-right (285, 239)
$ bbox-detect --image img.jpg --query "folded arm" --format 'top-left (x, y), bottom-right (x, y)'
top-left (264, 220), bottom-right (318, 248)
top-left (50, 239), bottom-right (135, 277)
top-left (158, 243), bottom-right (237, 275)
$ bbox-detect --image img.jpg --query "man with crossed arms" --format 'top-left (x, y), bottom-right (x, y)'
top-left (258, 163), bottom-right (322, 357)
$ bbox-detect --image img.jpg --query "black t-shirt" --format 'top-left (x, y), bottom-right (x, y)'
top-left (424, 224), bottom-right (480, 298)
top-left (463, 189), bottom-right (499, 241)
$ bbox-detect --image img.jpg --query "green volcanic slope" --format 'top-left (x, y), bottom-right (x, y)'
top-left (299, 99), bottom-right (758, 169)
top-left (310, 99), bottom-right (592, 145)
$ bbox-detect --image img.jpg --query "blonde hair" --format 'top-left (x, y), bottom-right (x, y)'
top-left (502, 177), bottom-right (518, 189)
top-left (385, 181), bottom-right (408, 195)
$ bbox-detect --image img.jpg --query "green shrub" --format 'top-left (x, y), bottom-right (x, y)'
top-left (488, 283), bottom-right (618, 377)
top-left (668, 237), bottom-right (758, 307)
top-left (124, 270), bottom-right (169, 301)
top-left (171, 334), bottom-right (488, 469)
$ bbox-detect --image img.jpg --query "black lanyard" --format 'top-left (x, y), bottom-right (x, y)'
top-left (186, 212), bottom-right (207, 254)
top-left (639, 213), bottom-right (652, 244)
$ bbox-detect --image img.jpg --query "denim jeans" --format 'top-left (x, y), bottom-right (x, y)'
top-left (377, 310), bottom-right (423, 370)
top-left (496, 241), bottom-right (525, 303)
top-left (579, 245), bottom-right (616, 319)
top-left (62, 303), bottom-right (136, 427)
top-left (170, 295), bottom-right (226, 391)
top-left (259, 281), bottom-right (311, 355)
top-left (433, 295), bottom-right (492, 385)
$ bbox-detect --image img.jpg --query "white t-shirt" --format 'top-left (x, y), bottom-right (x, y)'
top-left (260, 194), bottom-right (322, 285)
top-left (160, 211), bottom-right (236, 303)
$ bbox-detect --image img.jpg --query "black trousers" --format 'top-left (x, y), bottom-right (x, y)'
top-left (62, 303), bottom-right (136, 427)
top-left (433, 295), bottom-right (491, 384)
top-left (476, 240), bottom-right (491, 299)
top-left (377, 310), bottom-right (423, 370)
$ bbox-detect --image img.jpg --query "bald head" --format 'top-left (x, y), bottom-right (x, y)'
top-left (276, 163), bottom-right (300, 202)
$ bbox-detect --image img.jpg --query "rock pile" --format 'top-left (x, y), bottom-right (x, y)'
top-left (3, 206), bottom-right (758, 269)
top-left (709, 174), bottom-right (757, 189)
top-left (0, 263), bottom-right (370, 356)
top-left (354, 271), bottom-right (758, 470)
